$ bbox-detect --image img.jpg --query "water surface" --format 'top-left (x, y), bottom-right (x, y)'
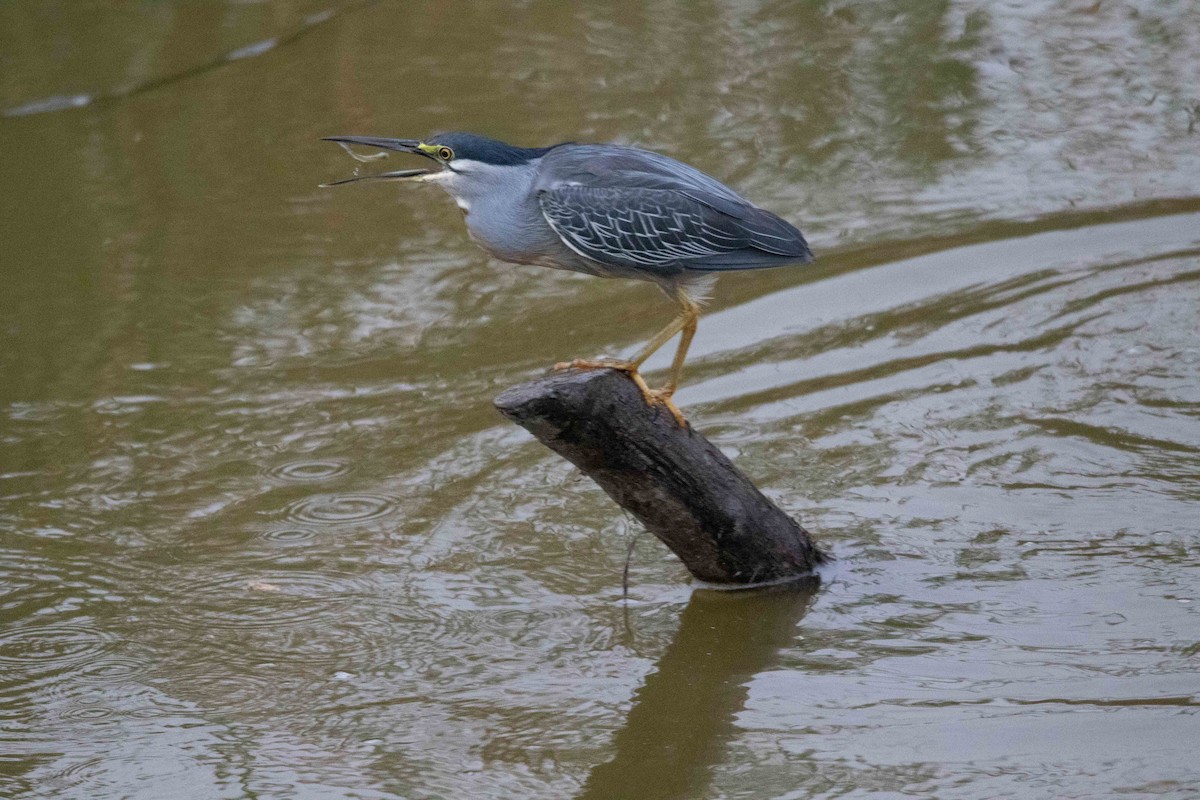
top-left (2, 2), bottom-right (1198, 798)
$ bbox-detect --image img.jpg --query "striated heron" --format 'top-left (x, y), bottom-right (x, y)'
top-left (322, 132), bottom-right (813, 425)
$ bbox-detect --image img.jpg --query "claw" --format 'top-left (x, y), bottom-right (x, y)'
top-left (552, 359), bottom-right (688, 427)
top-left (645, 389), bottom-right (688, 428)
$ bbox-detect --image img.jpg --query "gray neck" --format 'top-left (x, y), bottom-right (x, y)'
top-left (429, 158), bottom-right (538, 213)
top-left (427, 158), bottom-right (562, 265)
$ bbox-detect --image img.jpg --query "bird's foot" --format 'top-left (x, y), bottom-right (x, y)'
top-left (645, 388), bottom-right (688, 428)
top-left (552, 357), bottom-right (638, 373)
top-left (552, 359), bottom-right (688, 427)
top-left (553, 359), bottom-right (653, 405)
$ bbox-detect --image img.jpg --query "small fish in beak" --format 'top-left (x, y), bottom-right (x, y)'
top-left (320, 136), bottom-right (440, 187)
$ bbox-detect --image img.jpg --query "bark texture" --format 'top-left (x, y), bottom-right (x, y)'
top-left (494, 368), bottom-right (826, 585)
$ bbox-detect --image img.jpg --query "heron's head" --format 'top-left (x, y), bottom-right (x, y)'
top-left (321, 132), bottom-right (547, 188)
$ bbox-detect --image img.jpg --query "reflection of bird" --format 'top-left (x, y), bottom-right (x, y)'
top-left (323, 133), bottom-right (813, 425)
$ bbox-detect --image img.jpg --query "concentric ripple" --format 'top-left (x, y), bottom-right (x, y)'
top-left (283, 492), bottom-right (398, 525)
top-left (74, 656), bottom-right (147, 683)
top-left (59, 705), bottom-right (116, 722)
top-left (260, 527), bottom-right (319, 545)
top-left (265, 459), bottom-right (351, 482)
top-left (164, 571), bottom-right (368, 630)
top-left (0, 624), bottom-right (110, 668)
top-left (39, 756), bottom-right (106, 798)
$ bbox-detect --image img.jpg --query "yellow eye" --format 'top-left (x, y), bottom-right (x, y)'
top-left (437, 146), bottom-right (454, 161)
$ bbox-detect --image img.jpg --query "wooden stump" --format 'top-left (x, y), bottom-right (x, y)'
top-left (494, 368), bottom-right (826, 587)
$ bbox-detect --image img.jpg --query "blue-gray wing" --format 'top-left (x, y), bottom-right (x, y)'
top-left (537, 184), bottom-right (812, 273)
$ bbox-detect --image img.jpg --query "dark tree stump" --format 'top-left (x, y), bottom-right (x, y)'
top-left (494, 368), bottom-right (826, 586)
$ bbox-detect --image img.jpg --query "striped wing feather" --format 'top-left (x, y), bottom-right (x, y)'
top-left (538, 185), bottom-right (812, 273)
top-left (534, 143), bottom-right (811, 272)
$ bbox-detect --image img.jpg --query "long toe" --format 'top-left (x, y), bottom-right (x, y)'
top-left (645, 388), bottom-right (689, 428)
top-left (552, 357), bottom-right (638, 373)
top-left (550, 360), bottom-right (684, 424)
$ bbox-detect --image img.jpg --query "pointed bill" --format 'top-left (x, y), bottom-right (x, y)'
top-left (321, 136), bottom-right (440, 186)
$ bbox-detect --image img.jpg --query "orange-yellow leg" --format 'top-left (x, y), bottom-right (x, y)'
top-left (554, 289), bottom-right (701, 426)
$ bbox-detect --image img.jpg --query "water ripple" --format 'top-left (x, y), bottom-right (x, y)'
top-left (265, 459), bottom-right (351, 482)
top-left (260, 527), bottom-right (319, 545)
top-left (59, 705), bottom-right (116, 722)
top-left (74, 656), bottom-right (147, 683)
top-left (0, 624), bottom-right (110, 668)
top-left (164, 571), bottom-right (367, 630)
top-left (283, 492), bottom-right (398, 525)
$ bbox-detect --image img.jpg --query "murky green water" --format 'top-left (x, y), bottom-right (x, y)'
top-left (2, 2), bottom-right (1198, 798)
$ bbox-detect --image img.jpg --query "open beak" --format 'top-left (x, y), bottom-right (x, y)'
top-left (320, 136), bottom-right (439, 186)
